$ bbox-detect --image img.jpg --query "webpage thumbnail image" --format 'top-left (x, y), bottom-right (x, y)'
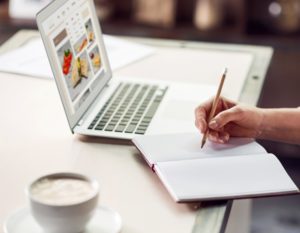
top-left (54, 29), bottom-right (100, 102)
top-left (89, 46), bottom-right (101, 74)
top-left (57, 40), bottom-right (91, 101)
top-left (85, 19), bottom-right (95, 47)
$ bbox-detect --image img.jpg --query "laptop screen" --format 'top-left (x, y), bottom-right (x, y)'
top-left (37, 0), bottom-right (112, 130)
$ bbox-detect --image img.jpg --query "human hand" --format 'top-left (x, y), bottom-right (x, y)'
top-left (195, 97), bottom-right (265, 143)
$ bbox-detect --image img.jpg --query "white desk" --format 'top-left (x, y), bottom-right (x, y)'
top-left (0, 30), bottom-right (272, 233)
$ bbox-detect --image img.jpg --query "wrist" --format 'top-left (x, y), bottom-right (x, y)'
top-left (256, 108), bottom-right (268, 139)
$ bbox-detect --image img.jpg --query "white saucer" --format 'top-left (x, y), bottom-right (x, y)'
top-left (4, 205), bottom-right (122, 233)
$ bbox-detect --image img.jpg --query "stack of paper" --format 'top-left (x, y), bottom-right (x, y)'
top-left (0, 35), bottom-right (155, 79)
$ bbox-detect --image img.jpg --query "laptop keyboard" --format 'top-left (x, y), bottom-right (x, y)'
top-left (88, 82), bottom-right (168, 135)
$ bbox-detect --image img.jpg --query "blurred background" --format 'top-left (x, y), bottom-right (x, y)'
top-left (0, 0), bottom-right (299, 232)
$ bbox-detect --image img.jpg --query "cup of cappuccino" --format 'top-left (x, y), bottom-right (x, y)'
top-left (26, 172), bottom-right (99, 233)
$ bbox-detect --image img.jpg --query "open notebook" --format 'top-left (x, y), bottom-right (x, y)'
top-left (132, 133), bottom-right (299, 202)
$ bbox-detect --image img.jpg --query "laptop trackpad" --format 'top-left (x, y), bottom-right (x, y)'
top-left (148, 99), bottom-right (199, 134)
top-left (161, 99), bottom-right (197, 121)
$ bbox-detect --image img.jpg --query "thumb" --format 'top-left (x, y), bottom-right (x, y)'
top-left (209, 106), bottom-right (243, 129)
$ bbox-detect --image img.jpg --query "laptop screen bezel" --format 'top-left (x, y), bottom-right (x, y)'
top-left (36, 0), bottom-right (112, 132)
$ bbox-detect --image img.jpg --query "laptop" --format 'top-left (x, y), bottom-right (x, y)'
top-left (36, 0), bottom-right (252, 140)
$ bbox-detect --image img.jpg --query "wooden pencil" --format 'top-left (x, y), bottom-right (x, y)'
top-left (201, 68), bottom-right (227, 148)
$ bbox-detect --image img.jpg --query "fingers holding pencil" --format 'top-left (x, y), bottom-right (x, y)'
top-left (196, 97), bottom-right (236, 146)
top-left (195, 95), bottom-right (265, 144)
top-left (195, 97), bottom-right (234, 133)
top-left (194, 68), bottom-right (265, 147)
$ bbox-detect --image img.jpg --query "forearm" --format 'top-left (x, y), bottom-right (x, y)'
top-left (258, 108), bottom-right (300, 144)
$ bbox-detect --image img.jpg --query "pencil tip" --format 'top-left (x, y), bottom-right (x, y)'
top-left (201, 141), bottom-right (205, 149)
top-left (224, 68), bottom-right (228, 75)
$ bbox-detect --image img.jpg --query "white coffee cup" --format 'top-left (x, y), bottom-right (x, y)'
top-left (26, 172), bottom-right (99, 233)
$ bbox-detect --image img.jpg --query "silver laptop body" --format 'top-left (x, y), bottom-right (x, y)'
top-left (37, 0), bottom-right (255, 140)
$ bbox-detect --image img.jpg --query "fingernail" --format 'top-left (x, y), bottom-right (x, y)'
top-left (197, 121), bottom-right (202, 129)
top-left (211, 136), bottom-right (219, 143)
top-left (200, 126), bottom-right (205, 133)
top-left (198, 119), bottom-right (206, 133)
top-left (209, 120), bottom-right (218, 129)
top-left (218, 139), bottom-right (225, 144)
top-left (220, 134), bottom-right (229, 142)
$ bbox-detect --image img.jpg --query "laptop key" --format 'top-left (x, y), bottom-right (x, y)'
top-left (95, 125), bottom-right (104, 130)
top-left (105, 125), bottom-right (115, 131)
top-left (144, 102), bottom-right (160, 118)
top-left (96, 124), bottom-right (105, 128)
top-left (125, 124), bottom-right (137, 133)
top-left (137, 128), bottom-right (147, 132)
top-left (139, 124), bottom-right (148, 128)
top-left (115, 125), bottom-right (126, 132)
top-left (135, 129), bottom-right (146, 134)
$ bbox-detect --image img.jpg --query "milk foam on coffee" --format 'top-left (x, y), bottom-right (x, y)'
top-left (30, 178), bottom-right (96, 205)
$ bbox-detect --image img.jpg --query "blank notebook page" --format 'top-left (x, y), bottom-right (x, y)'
top-left (133, 133), bottom-right (266, 164)
top-left (155, 153), bottom-right (298, 202)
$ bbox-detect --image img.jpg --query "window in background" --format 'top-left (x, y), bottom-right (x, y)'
top-left (133, 0), bottom-right (177, 28)
top-left (9, 0), bottom-right (51, 19)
